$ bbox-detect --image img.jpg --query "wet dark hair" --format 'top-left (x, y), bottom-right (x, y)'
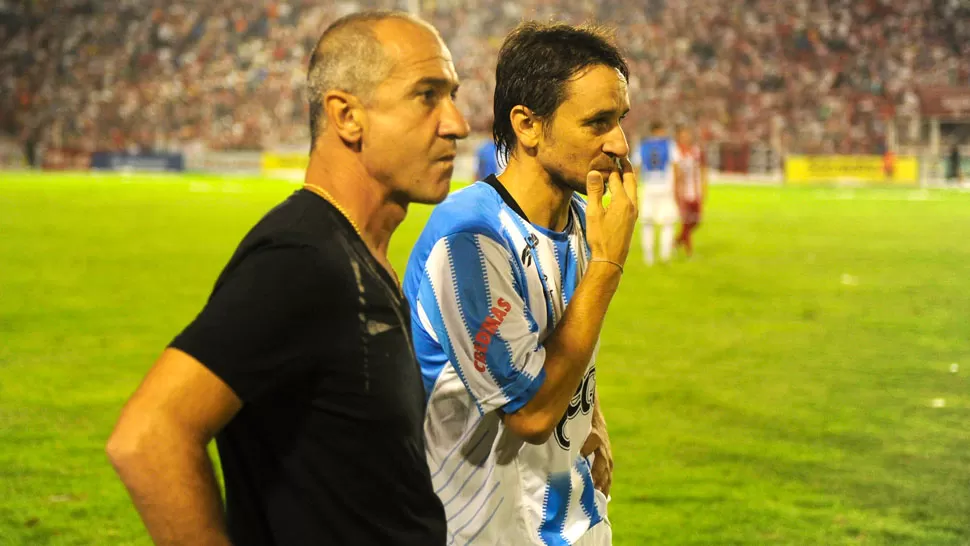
top-left (492, 22), bottom-right (629, 162)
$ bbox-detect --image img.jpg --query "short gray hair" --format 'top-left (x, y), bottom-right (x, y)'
top-left (306, 10), bottom-right (424, 152)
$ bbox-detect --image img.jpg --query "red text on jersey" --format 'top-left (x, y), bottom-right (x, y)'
top-left (473, 298), bottom-right (512, 372)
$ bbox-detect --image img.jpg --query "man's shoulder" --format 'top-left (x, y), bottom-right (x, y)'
top-left (404, 183), bottom-right (514, 297)
top-left (424, 182), bottom-right (511, 243)
top-left (243, 189), bottom-right (356, 249)
top-left (228, 191), bottom-right (359, 280)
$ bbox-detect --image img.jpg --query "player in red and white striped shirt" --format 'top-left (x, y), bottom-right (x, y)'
top-left (673, 125), bottom-right (707, 257)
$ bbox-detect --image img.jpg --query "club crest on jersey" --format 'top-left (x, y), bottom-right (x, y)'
top-left (472, 297), bottom-right (512, 372)
top-left (554, 367), bottom-right (596, 450)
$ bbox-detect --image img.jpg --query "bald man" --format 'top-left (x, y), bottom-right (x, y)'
top-left (106, 11), bottom-right (469, 546)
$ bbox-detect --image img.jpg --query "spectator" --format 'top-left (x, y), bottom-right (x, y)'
top-left (2, 0), bottom-right (968, 154)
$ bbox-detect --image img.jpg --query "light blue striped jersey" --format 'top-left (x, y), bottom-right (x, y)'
top-left (403, 176), bottom-right (608, 545)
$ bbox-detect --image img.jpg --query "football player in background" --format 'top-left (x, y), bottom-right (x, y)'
top-left (674, 124), bottom-right (707, 257)
top-left (635, 121), bottom-right (680, 265)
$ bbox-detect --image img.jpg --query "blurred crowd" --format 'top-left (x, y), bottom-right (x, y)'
top-left (2, 0), bottom-right (969, 155)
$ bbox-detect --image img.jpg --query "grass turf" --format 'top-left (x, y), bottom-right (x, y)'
top-left (1, 172), bottom-right (968, 545)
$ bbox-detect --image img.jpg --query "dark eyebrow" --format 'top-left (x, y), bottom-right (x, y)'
top-left (583, 107), bottom-right (630, 122)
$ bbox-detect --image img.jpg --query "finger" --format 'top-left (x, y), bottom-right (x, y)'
top-left (593, 474), bottom-right (613, 497)
top-left (585, 170), bottom-right (605, 213)
top-left (592, 459), bottom-right (608, 484)
top-left (606, 168), bottom-right (625, 204)
top-left (619, 156), bottom-right (638, 206)
top-left (592, 467), bottom-right (606, 490)
top-left (619, 155), bottom-right (635, 176)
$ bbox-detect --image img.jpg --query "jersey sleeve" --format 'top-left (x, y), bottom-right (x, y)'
top-left (171, 244), bottom-right (347, 402)
top-left (412, 231), bottom-right (545, 414)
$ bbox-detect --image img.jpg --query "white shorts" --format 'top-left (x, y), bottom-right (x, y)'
top-left (639, 185), bottom-right (678, 224)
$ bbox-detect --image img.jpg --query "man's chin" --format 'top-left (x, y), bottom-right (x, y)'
top-left (412, 177), bottom-right (452, 205)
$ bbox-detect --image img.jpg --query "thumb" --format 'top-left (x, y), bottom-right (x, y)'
top-left (586, 170), bottom-right (605, 213)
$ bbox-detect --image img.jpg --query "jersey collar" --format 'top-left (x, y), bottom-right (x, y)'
top-left (482, 174), bottom-right (530, 223)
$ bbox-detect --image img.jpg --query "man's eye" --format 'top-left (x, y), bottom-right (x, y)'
top-left (420, 90), bottom-right (437, 102)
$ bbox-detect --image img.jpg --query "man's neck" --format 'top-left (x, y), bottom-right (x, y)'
top-left (304, 153), bottom-right (406, 259)
top-left (496, 158), bottom-right (573, 232)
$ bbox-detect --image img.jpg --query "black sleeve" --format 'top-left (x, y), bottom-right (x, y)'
top-left (171, 243), bottom-right (353, 402)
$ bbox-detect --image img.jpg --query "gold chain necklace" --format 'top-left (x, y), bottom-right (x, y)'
top-left (303, 184), bottom-right (362, 236)
top-left (302, 183), bottom-right (402, 291)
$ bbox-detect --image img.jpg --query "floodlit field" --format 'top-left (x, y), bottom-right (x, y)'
top-left (1, 172), bottom-right (968, 545)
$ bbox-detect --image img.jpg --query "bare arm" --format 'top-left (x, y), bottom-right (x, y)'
top-left (503, 161), bottom-right (637, 444)
top-left (106, 348), bottom-right (242, 546)
top-left (503, 263), bottom-right (621, 443)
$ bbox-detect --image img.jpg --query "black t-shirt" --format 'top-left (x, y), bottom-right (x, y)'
top-left (171, 189), bottom-right (446, 545)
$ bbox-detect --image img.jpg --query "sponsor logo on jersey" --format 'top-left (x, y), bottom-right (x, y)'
top-left (473, 297), bottom-right (512, 372)
top-left (554, 366), bottom-right (596, 450)
top-left (520, 233), bottom-right (539, 268)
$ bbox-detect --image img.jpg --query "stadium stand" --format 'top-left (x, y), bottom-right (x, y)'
top-left (2, 0), bottom-right (969, 168)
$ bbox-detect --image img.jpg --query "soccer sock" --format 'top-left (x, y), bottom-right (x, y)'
top-left (684, 223), bottom-right (695, 255)
top-left (641, 224), bottom-right (655, 265)
top-left (660, 224), bottom-right (675, 262)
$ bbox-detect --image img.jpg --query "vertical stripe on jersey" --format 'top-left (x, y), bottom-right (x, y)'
top-left (417, 262), bottom-right (484, 414)
top-left (509, 253), bottom-right (539, 335)
top-left (497, 209), bottom-right (549, 334)
top-left (576, 457), bottom-right (603, 529)
top-left (539, 472), bottom-right (572, 546)
top-left (503, 212), bottom-right (556, 329)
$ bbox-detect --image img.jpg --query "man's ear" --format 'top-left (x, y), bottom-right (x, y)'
top-left (509, 105), bottom-right (542, 152)
top-left (324, 90), bottom-right (365, 145)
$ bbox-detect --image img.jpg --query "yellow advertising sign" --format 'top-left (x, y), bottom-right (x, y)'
top-left (261, 152), bottom-right (309, 172)
top-left (784, 155), bottom-right (918, 185)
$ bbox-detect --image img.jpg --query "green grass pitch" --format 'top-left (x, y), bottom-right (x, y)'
top-left (1, 171), bottom-right (968, 545)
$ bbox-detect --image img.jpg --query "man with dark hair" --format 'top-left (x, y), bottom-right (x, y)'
top-left (107, 10), bottom-right (468, 546)
top-left (403, 21), bottom-right (636, 545)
